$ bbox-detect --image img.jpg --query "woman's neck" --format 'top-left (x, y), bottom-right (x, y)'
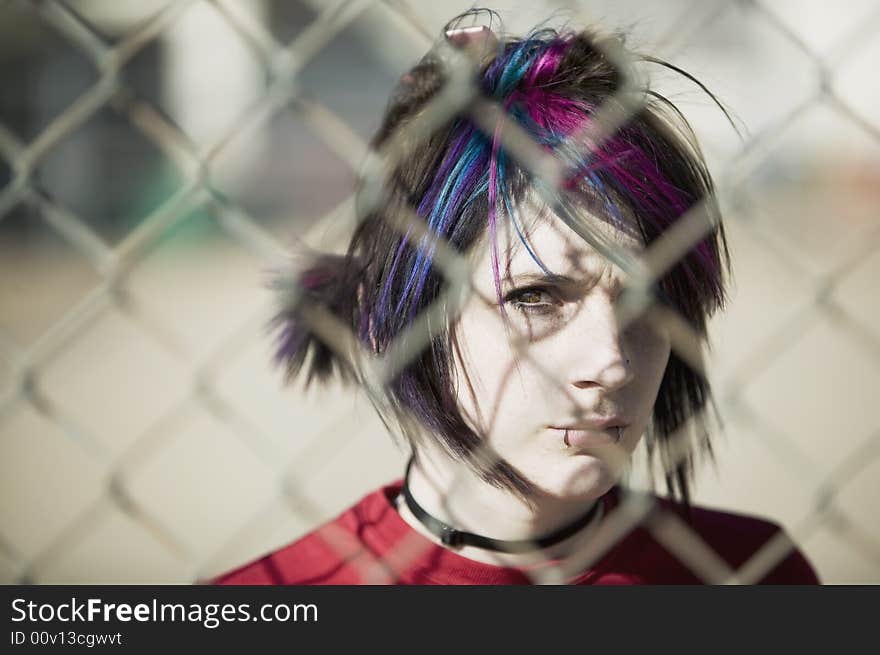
top-left (395, 449), bottom-right (607, 571)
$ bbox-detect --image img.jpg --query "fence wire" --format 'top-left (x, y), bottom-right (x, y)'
top-left (0, 0), bottom-right (878, 584)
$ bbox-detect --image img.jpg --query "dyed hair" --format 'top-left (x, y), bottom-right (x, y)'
top-left (275, 11), bottom-right (731, 511)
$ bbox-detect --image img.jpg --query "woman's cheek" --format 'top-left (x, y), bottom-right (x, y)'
top-left (452, 306), bottom-right (514, 422)
top-left (629, 330), bottom-right (671, 434)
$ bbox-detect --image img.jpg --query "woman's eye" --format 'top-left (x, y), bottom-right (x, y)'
top-left (505, 288), bottom-right (558, 312)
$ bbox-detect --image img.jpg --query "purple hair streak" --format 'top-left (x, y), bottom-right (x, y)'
top-left (368, 30), bottom-right (721, 344)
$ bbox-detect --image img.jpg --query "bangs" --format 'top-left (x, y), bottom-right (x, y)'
top-left (368, 28), bottom-right (724, 349)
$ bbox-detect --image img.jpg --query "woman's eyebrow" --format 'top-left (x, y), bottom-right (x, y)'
top-left (504, 272), bottom-right (585, 286)
top-left (504, 267), bottom-right (628, 292)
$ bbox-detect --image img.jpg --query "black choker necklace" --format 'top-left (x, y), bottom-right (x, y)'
top-left (400, 457), bottom-right (603, 554)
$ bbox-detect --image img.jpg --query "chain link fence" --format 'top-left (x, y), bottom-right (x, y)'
top-left (0, 0), bottom-right (878, 584)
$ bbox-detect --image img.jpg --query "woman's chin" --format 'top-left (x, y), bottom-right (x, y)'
top-left (538, 457), bottom-right (616, 500)
top-left (566, 444), bottom-right (631, 479)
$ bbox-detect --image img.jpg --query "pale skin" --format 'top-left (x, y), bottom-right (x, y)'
top-left (395, 196), bottom-right (672, 570)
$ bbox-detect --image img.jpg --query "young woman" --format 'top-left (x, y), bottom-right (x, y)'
top-left (214, 12), bottom-right (819, 585)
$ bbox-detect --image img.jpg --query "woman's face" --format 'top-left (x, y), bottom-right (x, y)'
top-left (450, 199), bottom-right (671, 500)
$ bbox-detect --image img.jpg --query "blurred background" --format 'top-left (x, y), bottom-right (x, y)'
top-left (0, 0), bottom-right (878, 584)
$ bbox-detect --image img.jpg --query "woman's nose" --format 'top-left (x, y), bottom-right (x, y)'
top-left (564, 295), bottom-right (635, 392)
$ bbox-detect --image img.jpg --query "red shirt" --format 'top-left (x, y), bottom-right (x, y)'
top-left (212, 479), bottom-right (820, 585)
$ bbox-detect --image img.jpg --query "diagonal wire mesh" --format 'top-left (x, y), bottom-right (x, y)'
top-left (0, 0), bottom-right (878, 584)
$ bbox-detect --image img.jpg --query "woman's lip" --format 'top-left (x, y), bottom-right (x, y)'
top-left (552, 426), bottom-right (626, 447)
top-left (549, 420), bottom-right (631, 431)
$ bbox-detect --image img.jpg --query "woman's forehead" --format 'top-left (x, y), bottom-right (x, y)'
top-left (489, 203), bottom-right (643, 283)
